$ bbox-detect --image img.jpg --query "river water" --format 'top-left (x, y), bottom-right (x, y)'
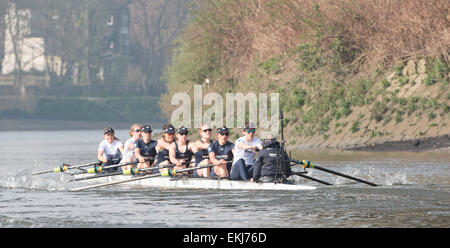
top-left (0, 129), bottom-right (448, 228)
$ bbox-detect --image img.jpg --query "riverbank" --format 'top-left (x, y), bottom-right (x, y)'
top-left (344, 134), bottom-right (450, 153)
top-left (2, 118), bottom-right (447, 153)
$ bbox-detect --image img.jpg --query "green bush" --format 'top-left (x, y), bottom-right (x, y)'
top-left (258, 56), bottom-right (282, 74)
top-left (394, 63), bottom-right (404, 76)
top-left (295, 44), bottom-right (323, 72)
top-left (407, 96), bottom-right (420, 114)
top-left (398, 76), bottom-right (409, 86)
top-left (370, 101), bottom-right (388, 122)
top-left (427, 112), bottom-right (436, 120)
top-left (350, 121), bottom-right (360, 133)
top-left (443, 104), bottom-right (450, 113)
top-left (424, 74), bottom-right (437, 86)
top-left (394, 110), bottom-right (403, 123)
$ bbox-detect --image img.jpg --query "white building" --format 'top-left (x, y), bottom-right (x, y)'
top-left (2, 3), bottom-right (46, 75)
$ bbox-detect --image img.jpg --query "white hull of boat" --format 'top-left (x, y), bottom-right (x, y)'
top-left (74, 174), bottom-right (317, 191)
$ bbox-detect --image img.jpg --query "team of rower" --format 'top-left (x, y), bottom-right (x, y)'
top-left (97, 122), bottom-right (292, 183)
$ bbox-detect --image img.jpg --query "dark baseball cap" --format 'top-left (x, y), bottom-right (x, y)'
top-left (243, 122), bottom-right (257, 130)
top-left (142, 125), bottom-right (152, 133)
top-left (163, 126), bottom-right (175, 134)
top-left (104, 127), bottom-right (114, 134)
top-left (216, 126), bottom-right (229, 135)
top-left (176, 126), bottom-right (189, 135)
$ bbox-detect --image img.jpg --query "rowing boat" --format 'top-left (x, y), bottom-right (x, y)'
top-left (73, 173), bottom-right (317, 191)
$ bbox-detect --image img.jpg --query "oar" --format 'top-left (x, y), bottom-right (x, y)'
top-left (291, 159), bottom-right (378, 186)
top-left (70, 158), bottom-right (156, 175)
top-left (291, 171), bottom-right (332, 185)
top-left (71, 163), bottom-right (177, 181)
top-left (70, 164), bottom-right (214, 192)
top-left (74, 159), bottom-right (195, 176)
top-left (32, 161), bottom-right (102, 175)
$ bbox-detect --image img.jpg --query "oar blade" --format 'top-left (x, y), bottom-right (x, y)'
top-left (313, 165), bottom-right (378, 186)
top-left (291, 172), bottom-right (332, 185)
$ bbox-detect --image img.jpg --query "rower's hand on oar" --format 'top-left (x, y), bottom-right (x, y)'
top-left (212, 160), bottom-right (222, 166)
top-left (102, 158), bottom-right (108, 164)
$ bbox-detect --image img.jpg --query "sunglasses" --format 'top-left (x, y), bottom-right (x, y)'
top-left (134, 129), bottom-right (141, 132)
top-left (245, 128), bottom-right (256, 133)
top-left (178, 132), bottom-right (188, 136)
top-left (218, 132), bottom-right (229, 136)
top-left (202, 129), bottom-right (212, 132)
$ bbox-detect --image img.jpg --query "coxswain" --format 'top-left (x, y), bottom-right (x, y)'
top-left (119, 123), bottom-right (142, 171)
top-left (133, 124), bottom-right (157, 169)
top-left (169, 126), bottom-right (195, 176)
top-left (192, 124), bottom-right (213, 178)
top-left (251, 134), bottom-right (292, 183)
top-left (154, 123), bottom-right (176, 174)
top-left (208, 126), bottom-right (234, 178)
top-left (230, 122), bottom-right (263, 181)
top-left (97, 126), bottom-right (124, 173)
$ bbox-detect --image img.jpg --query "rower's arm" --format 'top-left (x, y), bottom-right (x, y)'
top-left (127, 142), bottom-right (134, 151)
top-left (134, 147), bottom-right (145, 162)
top-left (208, 151), bottom-right (221, 166)
top-left (252, 152), bottom-right (264, 181)
top-left (236, 142), bottom-right (252, 150)
top-left (169, 143), bottom-right (182, 165)
top-left (156, 139), bottom-right (169, 152)
top-left (97, 150), bottom-right (105, 163)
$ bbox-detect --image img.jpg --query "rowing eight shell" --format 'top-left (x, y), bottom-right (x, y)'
top-left (73, 174), bottom-right (317, 191)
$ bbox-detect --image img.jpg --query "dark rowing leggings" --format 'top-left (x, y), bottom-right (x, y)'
top-left (230, 159), bottom-right (253, 181)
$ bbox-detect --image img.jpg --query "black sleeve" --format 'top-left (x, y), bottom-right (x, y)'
top-left (282, 151), bottom-right (291, 177)
top-left (252, 151), bottom-right (264, 181)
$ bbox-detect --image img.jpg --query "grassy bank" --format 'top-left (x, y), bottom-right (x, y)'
top-left (161, 0), bottom-right (449, 149)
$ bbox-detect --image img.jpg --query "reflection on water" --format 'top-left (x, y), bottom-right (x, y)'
top-left (0, 130), bottom-right (449, 227)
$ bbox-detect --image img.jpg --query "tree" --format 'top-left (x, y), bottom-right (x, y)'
top-left (129, 0), bottom-right (190, 95)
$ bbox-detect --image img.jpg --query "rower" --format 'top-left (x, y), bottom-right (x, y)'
top-left (230, 122), bottom-right (263, 181)
top-left (119, 123), bottom-right (142, 171)
top-left (154, 123), bottom-right (176, 174)
top-left (208, 126), bottom-right (235, 178)
top-left (97, 126), bottom-right (124, 173)
top-left (192, 124), bottom-right (213, 178)
top-left (251, 134), bottom-right (292, 183)
top-left (169, 126), bottom-right (195, 176)
top-left (134, 124), bottom-right (157, 170)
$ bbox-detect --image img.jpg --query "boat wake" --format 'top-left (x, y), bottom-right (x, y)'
top-left (292, 165), bottom-right (410, 186)
top-left (0, 167), bottom-right (71, 191)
